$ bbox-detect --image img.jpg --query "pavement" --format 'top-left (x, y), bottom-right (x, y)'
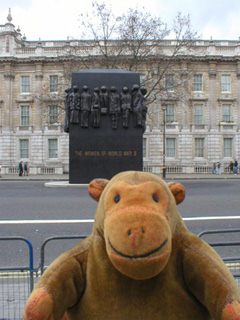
top-left (0, 172), bottom-right (240, 182)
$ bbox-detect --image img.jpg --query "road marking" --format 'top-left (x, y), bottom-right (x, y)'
top-left (0, 219), bottom-right (95, 224)
top-left (0, 216), bottom-right (240, 224)
top-left (183, 216), bottom-right (240, 221)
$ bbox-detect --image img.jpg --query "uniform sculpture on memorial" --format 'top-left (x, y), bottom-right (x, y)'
top-left (132, 84), bottom-right (144, 128)
top-left (100, 85), bottom-right (109, 115)
top-left (64, 88), bottom-right (71, 132)
top-left (109, 86), bottom-right (121, 130)
top-left (141, 87), bottom-right (148, 132)
top-left (70, 86), bottom-right (81, 124)
top-left (64, 84), bottom-right (147, 130)
top-left (91, 87), bottom-right (101, 128)
top-left (120, 86), bottom-right (132, 128)
top-left (80, 85), bottom-right (91, 128)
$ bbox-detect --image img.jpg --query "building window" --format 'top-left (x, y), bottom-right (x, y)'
top-left (20, 139), bottom-right (29, 158)
top-left (166, 138), bottom-right (176, 157)
top-left (49, 75), bottom-right (58, 93)
top-left (194, 104), bottom-right (203, 124)
top-left (49, 106), bottom-right (58, 124)
top-left (194, 74), bottom-right (203, 91)
top-left (21, 76), bottom-right (30, 93)
top-left (221, 75), bottom-right (231, 92)
top-left (166, 74), bottom-right (174, 92)
top-left (224, 138), bottom-right (233, 157)
top-left (166, 104), bottom-right (175, 122)
top-left (48, 139), bottom-right (58, 159)
top-left (20, 105), bottom-right (29, 126)
top-left (195, 138), bottom-right (204, 157)
top-left (222, 104), bottom-right (232, 122)
top-left (143, 138), bottom-right (147, 158)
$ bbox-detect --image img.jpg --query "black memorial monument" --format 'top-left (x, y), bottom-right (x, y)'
top-left (65, 70), bottom-right (147, 184)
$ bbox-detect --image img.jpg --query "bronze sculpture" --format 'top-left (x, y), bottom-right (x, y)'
top-left (141, 87), bottom-right (148, 132)
top-left (64, 88), bottom-right (71, 132)
top-left (80, 85), bottom-right (91, 128)
top-left (100, 86), bottom-right (109, 115)
top-left (91, 87), bottom-right (101, 128)
top-left (64, 83), bottom-right (147, 130)
top-left (109, 86), bottom-right (121, 130)
top-left (120, 87), bottom-right (132, 128)
top-left (70, 86), bottom-right (81, 124)
top-left (132, 84), bottom-right (144, 127)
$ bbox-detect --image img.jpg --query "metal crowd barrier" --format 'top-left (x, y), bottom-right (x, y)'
top-left (0, 236), bottom-right (35, 320)
top-left (0, 230), bottom-right (240, 319)
top-left (40, 235), bottom-right (88, 274)
top-left (198, 228), bottom-right (240, 287)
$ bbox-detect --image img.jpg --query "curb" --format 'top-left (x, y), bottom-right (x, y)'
top-left (0, 174), bottom-right (239, 182)
top-left (44, 181), bottom-right (88, 187)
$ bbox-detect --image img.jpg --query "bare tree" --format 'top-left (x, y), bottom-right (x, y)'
top-left (78, 2), bottom-right (121, 69)
top-left (78, 2), bottom-right (199, 95)
top-left (117, 8), bottom-right (169, 71)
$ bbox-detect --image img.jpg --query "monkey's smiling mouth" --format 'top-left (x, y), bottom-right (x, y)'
top-left (108, 238), bottom-right (168, 259)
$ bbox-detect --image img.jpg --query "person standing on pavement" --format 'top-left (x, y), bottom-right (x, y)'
top-left (216, 162), bottom-right (221, 175)
top-left (24, 162), bottom-right (29, 176)
top-left (18, 161), bottom-right (23, 176)
top-left (233, 159), bottom-right (238, 175)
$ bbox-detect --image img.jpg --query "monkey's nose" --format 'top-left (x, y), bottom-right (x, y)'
top-left (127, 228), bottom-right (145, 237)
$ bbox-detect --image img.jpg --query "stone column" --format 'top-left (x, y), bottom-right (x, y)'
top-left (3, 64), bottom-right (15, 131)
top-left (180, 63), bottom-right (189, 130)
top-left (3, 64), bottom-right (15, 166)
top-left (208, 62), bottom-right (218, 163)
top-left (209, 62), bottom-right (217, 130)
top-left (236, 61), bottom-right (240, 159)
top-left (34, 64), bottom-right (44, 168)
top-left (237, 61), bottom-right (240, 130)
top-left (179, 63), bottom-right (193, 171)
top-left (35, 63), bottom-right (43, 130)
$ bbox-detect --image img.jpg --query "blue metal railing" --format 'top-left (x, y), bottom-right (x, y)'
top-left (0, 236), bottom-right (35, 319)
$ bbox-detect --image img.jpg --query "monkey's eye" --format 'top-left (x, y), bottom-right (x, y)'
top-left (114, 194), bottom-right (121, 203)
top-left (152, 194), bottom-right (159, 203)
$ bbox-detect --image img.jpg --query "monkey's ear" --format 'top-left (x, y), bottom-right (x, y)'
top-left (168, 182), bottom-right (186, 205)
top-left (88, 179), bottom-right (109, 202)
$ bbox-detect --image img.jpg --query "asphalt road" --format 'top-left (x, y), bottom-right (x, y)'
top-left (0, 179), bottom-right (240, 268)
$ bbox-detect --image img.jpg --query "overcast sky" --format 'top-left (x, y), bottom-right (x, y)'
top-left (0, 0), bottom-right (240, 41)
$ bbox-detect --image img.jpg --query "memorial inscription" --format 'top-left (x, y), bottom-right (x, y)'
top-left (74, 150), bottom-right (138, 157)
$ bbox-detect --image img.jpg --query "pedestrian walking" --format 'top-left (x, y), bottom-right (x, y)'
top-left (216, 162), bottom-right (221, 175)
top-left (229, 161), bottom-right (234, 174)
top-left (0, 164), bottom-right (2, 178)
top-left (212, 162), bottom-right (216, 174)
top-left (233, 159), bottom-right (238, 175)
top-left (24, 162), bottom-right (29, 176)
top-left (18, 161), bottom-right (23, 176)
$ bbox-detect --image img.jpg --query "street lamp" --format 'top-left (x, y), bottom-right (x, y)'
top-left (161, 102), bottom-right (167, 179)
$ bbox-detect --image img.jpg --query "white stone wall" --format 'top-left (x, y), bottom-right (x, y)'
top-left (0, 20), bottom-right (240, 174)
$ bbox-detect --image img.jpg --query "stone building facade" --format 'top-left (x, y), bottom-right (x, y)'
top-left (0, 11), bottom-right (240, 174)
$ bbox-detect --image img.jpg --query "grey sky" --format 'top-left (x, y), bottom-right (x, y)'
top-left (0, 0), bottom-right (239, 41)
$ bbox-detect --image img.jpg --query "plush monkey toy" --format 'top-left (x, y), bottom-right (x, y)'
top-left (23, 171), bottom-right (240, 320)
